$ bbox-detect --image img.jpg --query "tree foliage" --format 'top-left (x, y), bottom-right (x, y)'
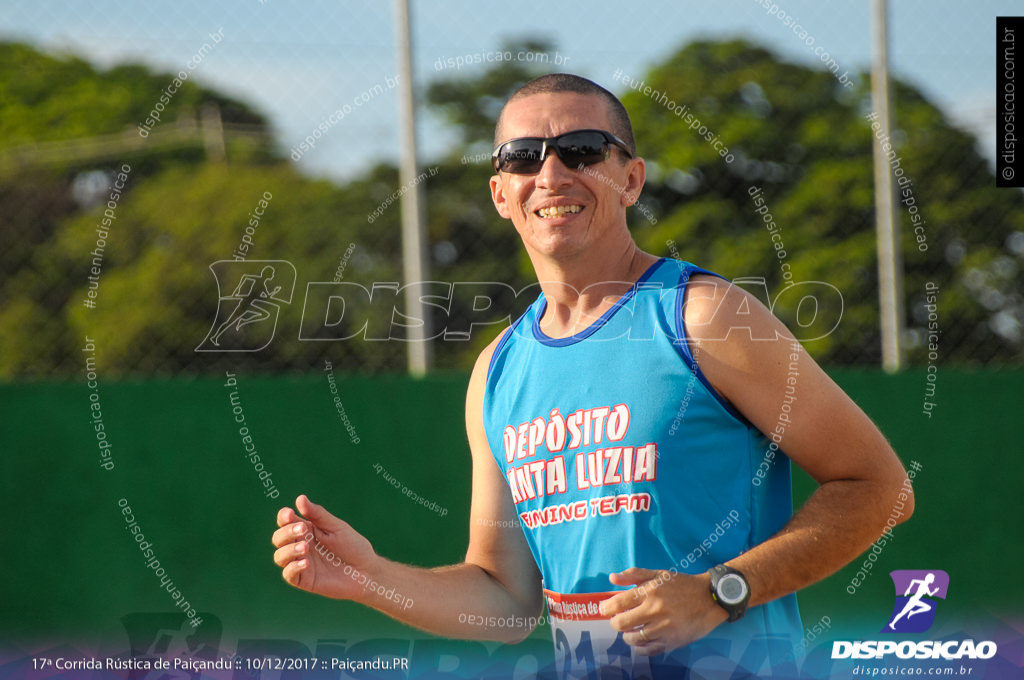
top-left (1, 38), bottom-right (1020, 379)
top-left (616, 40), bottom-right (1023, 364)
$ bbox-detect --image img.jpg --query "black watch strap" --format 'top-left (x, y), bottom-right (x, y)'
top-left (709, 564), bottom-right (750, 623)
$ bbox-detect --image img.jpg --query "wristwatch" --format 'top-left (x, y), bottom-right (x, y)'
top-left (709, 564), bottom-right (750, 623)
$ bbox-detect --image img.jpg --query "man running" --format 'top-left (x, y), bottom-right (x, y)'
top-left (888, 573), bottom-right (939, 630)
top-left (211, 265), bottom-right (281, 346)
top-left (271, 74), bottom-right (913, 678)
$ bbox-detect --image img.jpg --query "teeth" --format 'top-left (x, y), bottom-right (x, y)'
top-left (536, 205), bottom-right (583, 219)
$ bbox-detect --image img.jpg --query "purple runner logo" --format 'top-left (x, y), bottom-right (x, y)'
top-left (196, 260), bottom-right (296, 352)
top-left (883, 569), bottom-right (949, 634)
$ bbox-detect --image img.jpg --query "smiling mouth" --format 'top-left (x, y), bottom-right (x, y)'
top-left (535, 205), bottom-right (583, 219)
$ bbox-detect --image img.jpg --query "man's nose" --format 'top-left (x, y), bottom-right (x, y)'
top-left (534, 149), bottom-right (575, 189)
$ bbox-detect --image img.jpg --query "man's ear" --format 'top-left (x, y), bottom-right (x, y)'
top-left (621, 157), bottom-right (646, 207)
top-left (489, 174), bottom-right (512, 219)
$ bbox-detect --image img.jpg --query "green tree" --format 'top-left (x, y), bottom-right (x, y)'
top-left (618, 40), bottom-right (1023, 364)
top-left (0, 42), bottom-right (293, 378)
top-left (3, 37), bottom-right (1021, 379)
top-left (426, 39), bottom-right (1024, 365)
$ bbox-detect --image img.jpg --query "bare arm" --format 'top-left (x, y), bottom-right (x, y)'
top-left (688, 277), bottom-right (913, 604)
top-left (602, 276), bottom-right (913, 654)
top-left (271, 331), bottom-right (543, 642)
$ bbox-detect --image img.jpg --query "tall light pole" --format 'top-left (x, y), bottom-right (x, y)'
top-left (870, 0), bottom-right (905, 372)
top-left (395, 0), bottom-right (431, 376)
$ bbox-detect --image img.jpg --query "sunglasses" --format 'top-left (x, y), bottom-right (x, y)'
top-left (491, 129), bottom-right (633, 174)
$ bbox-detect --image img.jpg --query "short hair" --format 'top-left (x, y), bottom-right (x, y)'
top-left (494, 73), bottom-right (636, 157)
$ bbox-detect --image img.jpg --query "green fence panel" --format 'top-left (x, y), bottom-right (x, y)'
top-left (1, 369), bottom-right (1019, 645)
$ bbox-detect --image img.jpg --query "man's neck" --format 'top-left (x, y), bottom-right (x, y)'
top-left (529, 243), bottom-right (660, 339)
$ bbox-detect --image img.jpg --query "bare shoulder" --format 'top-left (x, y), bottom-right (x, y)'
top-left (468, 327), bottom-right (513, 390)
top-left (679, 274), bottom-right (794, 409)
top-left (680, 274), bottom-right (903, 485)
top-left (681, 273), bottom-right (786, 343)
top-left (466, 326), bottom-right (515, 426)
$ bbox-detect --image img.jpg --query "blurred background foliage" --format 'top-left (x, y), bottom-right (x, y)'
top-left (1, 37), bottom-right (1021, 379)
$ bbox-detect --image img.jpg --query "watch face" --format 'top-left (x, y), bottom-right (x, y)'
top-left (718, 574), bottom-right (749, 605)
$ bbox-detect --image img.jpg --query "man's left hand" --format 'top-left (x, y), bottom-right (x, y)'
top-left (599, 567), bottom-right (729, 656)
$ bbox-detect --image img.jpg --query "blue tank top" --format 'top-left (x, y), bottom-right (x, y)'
top-left (483, 258), bottom-right (803, 678)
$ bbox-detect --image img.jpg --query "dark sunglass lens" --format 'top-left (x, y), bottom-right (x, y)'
top-left (556, 132), bottom-right (608, 166)
top-left (499, 140), bottom-right (544, 172)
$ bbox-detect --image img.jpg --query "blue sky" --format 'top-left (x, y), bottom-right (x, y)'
top-left (1, 1), bottom-right (1012, 181)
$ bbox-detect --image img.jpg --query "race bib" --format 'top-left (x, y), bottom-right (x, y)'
top-left (544, 590), bottom-right (653, 680)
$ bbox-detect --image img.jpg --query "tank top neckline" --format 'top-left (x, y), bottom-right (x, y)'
top-left (531, 257), bottom-right (672, 347)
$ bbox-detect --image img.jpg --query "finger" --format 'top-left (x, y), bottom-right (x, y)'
top-left (627, 618), bottom-right (674, 654)
top-left (599, 586), bottom-right (647, 618)
top-left (632, 641), bottom-right (667, 657)
top-left (281, 558), bottom-right (310, 586)
top-left (608, 567), bottom-right (661, 587)
top-left (277, 505), bottom-right (300, 527)
top-left (624, 627), bottom-right (650, 647)
top-left (296, 495), bottom-right (343, 531)
top-left (271, 522), bottom-right (309, 548)
top-left (609, 602), bottom-right (652, 633)
top-left (273, 539), bottom-right (310, 567)
top-left (622, 620), bottom-right (668, 651)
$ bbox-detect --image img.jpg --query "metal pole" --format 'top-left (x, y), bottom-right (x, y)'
top-left (870, 0), bottom-right (905, 372)
top-left (395, 0), bottom-right (431, 376)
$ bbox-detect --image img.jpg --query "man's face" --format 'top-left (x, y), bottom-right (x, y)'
top-left (489, 92), bottom-right (645, 261)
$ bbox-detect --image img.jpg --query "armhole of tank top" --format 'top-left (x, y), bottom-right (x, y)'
top-left (486, 309), bottom-right (531, 382)
top-left (672, 266), bottom-right (754, 428)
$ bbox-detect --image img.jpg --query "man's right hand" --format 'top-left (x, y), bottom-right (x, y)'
top-left (264, 331), bottom-right (543, 643)
top-left (271, 494), bottom-right (377, 601)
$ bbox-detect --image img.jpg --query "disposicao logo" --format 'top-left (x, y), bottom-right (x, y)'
top-left (883, 569), bottom-right (949, 634)
top-left (196, 260), bottom-right (295, 352)
top-left (832, 569), bottom-right (997, 661)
